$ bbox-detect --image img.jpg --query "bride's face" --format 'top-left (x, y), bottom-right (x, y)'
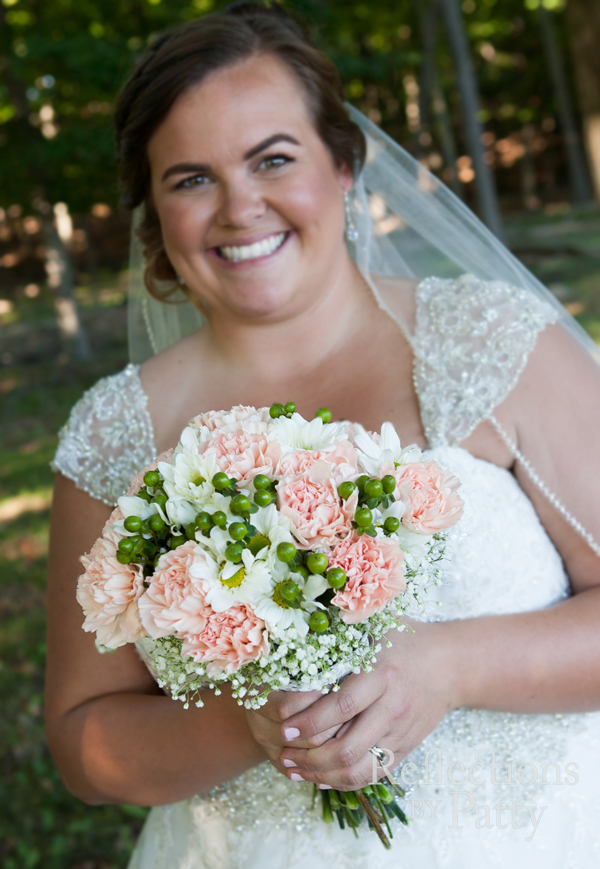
top-left (147, 53), bottom-right (353, 322)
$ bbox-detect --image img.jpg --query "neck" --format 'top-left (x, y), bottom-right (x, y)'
top-left (201, 252), bottom-right (377, 384)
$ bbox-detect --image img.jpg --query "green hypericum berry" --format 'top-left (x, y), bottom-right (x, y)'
top-left (326, 567), bottom-right (346, 589)
top-left (309, 612), bottom-right (330, 632)
top-left (169, 536), bottom-right (186, 549)
top-left (196, 512), bottom-right (213, 532)
top-left (118, 537), bottom-right (135, 554)
top-left (143, 470), bottom-right (160, 488)
top-left (116, 551), bottom-right (131, 564)
top-left (337, 481), bottom-right (356, 500)
top-left (307, 553), bottom-right (328, 574)
top-left (229, 522), bottom-right (247, 541)
top-left (153, 493), bottom-right (168, 510)
top-left (212, 471), bottom-right (230, 491)
top-left (231, 495), bottom-right (251, 516)
top-left (124, 515), bottom-right (142, 533)
top-left (293, 564), bottom-right (309, 580)
top-left (356, 474), bottom-right (369, 493)
top-left (225, 543), bottom-right (244, 563)
top-left (284, 402), bottom-right (296, 414)
top-left (364, 478), bottom-right (383, 498)
top-left (148, 514), bottom-right (166, 533)
top-left (137, 487), bottom-right (152, 503)
top-left (315, 407), bottom-right (332, 423)
top-left (279, 580), bottom-right (300, 602)
top-left (253, 474), bottom-right (271, 490)
top-left (384, 516), bottom-right (400, 533)
top-left (276, 542), bottom-right (297, 563)
top-left (253, 489), bottom-right (272, 507)
top-left (269, 403), bottom-right (285, 419)
top-left (185, 522), bottom-right (197, 540)
top-left (212, 511), bottom-right (228, 528)
top-left (354, 506), bottom-right (373, 527)
top-left (382, 475), bottom-right (396, 495)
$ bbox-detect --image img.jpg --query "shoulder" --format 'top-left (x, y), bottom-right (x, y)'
top-left (51, 364), bottom-right (156, 506)
top-left (413, 274), bottom-right (559, 446)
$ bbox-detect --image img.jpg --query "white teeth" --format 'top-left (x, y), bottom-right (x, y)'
top-left (218, 232), bottom-right (286, 263)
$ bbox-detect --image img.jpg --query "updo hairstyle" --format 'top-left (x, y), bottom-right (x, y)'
top-left (113, 2), bottom-right (367, 302)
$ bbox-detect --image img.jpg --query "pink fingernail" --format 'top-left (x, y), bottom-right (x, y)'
top-left (282, 759), bottom-right (297, 768)
top-left (290, 773), bottom-right (304, 782)
top-left (284, 727), bottom-right (300, 740)
top-left (318, 784), bottom-right (332, 790)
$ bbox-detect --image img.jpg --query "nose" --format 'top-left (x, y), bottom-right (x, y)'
top-left (216, 177), bottom-right (266, 228)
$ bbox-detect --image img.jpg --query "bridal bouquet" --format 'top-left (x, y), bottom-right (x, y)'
top-left (77, 401), bottom-right (463, 847)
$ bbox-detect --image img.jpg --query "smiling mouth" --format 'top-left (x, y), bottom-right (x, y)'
top-left (216, 232), bottom-right (289, 263)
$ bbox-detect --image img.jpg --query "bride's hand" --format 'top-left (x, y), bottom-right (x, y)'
top-left (266, 619), bottom-right (462, 790)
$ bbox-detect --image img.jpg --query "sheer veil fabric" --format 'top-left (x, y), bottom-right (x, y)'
top-left (127, 105), bottom-right (600, 559)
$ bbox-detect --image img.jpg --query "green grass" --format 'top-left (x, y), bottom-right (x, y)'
top-left (0, 213), bottom-right (599, 866)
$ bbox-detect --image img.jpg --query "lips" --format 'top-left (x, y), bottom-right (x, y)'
top-left (216, 232), bottom-right (288, 263)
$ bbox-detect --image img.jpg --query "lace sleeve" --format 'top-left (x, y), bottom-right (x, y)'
top-left (413, 274), bottom-right (558, 447)
top-left (51, 364), bottom-right (156, 506)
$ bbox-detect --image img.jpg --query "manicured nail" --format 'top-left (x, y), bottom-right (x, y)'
top-left (318, 784), bottom-right (332, 790)
top-left (282, 759), bottom-right (297, 768)
top-left (290, 773), bottom-right (305, 782)
top-left (284, 727), bottom-right (300, 740)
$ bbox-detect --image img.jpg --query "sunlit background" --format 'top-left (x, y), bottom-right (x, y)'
top-left (1, 0), bottom-right (599, 865)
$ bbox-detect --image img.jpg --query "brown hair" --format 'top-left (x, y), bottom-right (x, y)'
top-left (113, 2), bottom-right (366, 302)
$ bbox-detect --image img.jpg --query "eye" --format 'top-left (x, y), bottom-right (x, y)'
top-left (258, 154), bottom-right (293, 171)
top-left (176, 173), bottom-right (211, 190)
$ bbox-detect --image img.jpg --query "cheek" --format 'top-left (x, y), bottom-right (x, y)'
top-left (158, 198), bottom-right (210, 261)
top-left (280, 170), bottom-right (345, 240)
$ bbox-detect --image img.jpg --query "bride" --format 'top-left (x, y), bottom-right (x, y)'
top-left (46, 4), bottom-right (600, 867)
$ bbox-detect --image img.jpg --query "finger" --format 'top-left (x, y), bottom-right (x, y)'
top-left (282, 703), bottom-right (395, 777)
top-left (280, 670), bottom-right (384, 744)
top-left (258, 688), bottom-right (323, 724)
top-left (288, 728), bottom-right (398, 791)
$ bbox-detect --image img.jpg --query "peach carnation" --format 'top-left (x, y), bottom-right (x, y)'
top-left (181, 604), bottom-right (268, 676)
top-left (77, 536), bottom-right (146, 649)
top-left (199, 429), bottom-right (281, 486)
top-left (330, 534), bottom-right (406, 624)
top-left (190, 405), bottom-right (272, 433)
top-left (138, 541), bottom-right (213, 640)
top-left (276, 441), bottom-right (359, 486)
top-left (395, 461), bottom-right (464, 534)
top-left (277, 462), bottom-right (356, 549)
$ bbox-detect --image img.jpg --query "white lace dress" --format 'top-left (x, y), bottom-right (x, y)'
top-left (53, 277), bottom-right (600, 868)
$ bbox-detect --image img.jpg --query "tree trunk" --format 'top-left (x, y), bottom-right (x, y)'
top-left (439, 0), bottom-right (504, 238)
top-left (44, 207), bottom-right (93, 362)
top-left (418, 0), bottom-right (464, 198)
top-left (538, 6), bottom-right (592, 204)
top-left (566, 0), bottom-right (600, 202)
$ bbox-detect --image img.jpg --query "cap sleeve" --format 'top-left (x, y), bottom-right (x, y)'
top-left (51, 364), bottom-right (156, 506)
top-left (413, 274), bottom-right (559, 447)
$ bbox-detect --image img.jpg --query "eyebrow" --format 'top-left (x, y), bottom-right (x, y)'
top-left (161, 133), bottom-right (301, 182)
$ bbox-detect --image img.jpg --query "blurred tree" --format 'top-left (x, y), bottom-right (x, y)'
top-left (567, 0), bottom-right (600, 201)
top-left (537, 2), bottom-right (592, 203)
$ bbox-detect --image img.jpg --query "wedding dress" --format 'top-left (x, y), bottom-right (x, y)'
top-left (53, 273), bottom-right (600, 869)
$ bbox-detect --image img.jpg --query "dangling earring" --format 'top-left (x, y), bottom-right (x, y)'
top-left (344, 192), bottom-right (358, 243)
top-left (176, 274), bottom-right (184, 286)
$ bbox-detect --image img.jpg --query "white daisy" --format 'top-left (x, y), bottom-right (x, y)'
top-left (197, 528), bottom-right (274, 612)
top-left (271, 412), bottom-right (347, 455)
top-left (354, 421), bottom-right (421, 476)
top-left (158, 428), bottom-right (220, 507)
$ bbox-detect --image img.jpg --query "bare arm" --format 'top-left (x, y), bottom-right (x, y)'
top-left (45, 474), bottom-right (266, 806)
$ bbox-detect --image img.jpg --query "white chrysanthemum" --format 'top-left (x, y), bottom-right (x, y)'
top-left (271, 412), bottom-right (347, 455)
top-left (117, 494), bottom-right (159, 523)
top-left (249, 504), bottom-right (296, 561)
top-left (254, 595), bottom-right (310, 638)
top-left (158, 429), bottom-right (219, 507)
top-left (354, 422), bottom-right (421, 476)
top-left (197, 528), bottom-right (274, 612)
top-left (394, 523), bottom-right (431, 556)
